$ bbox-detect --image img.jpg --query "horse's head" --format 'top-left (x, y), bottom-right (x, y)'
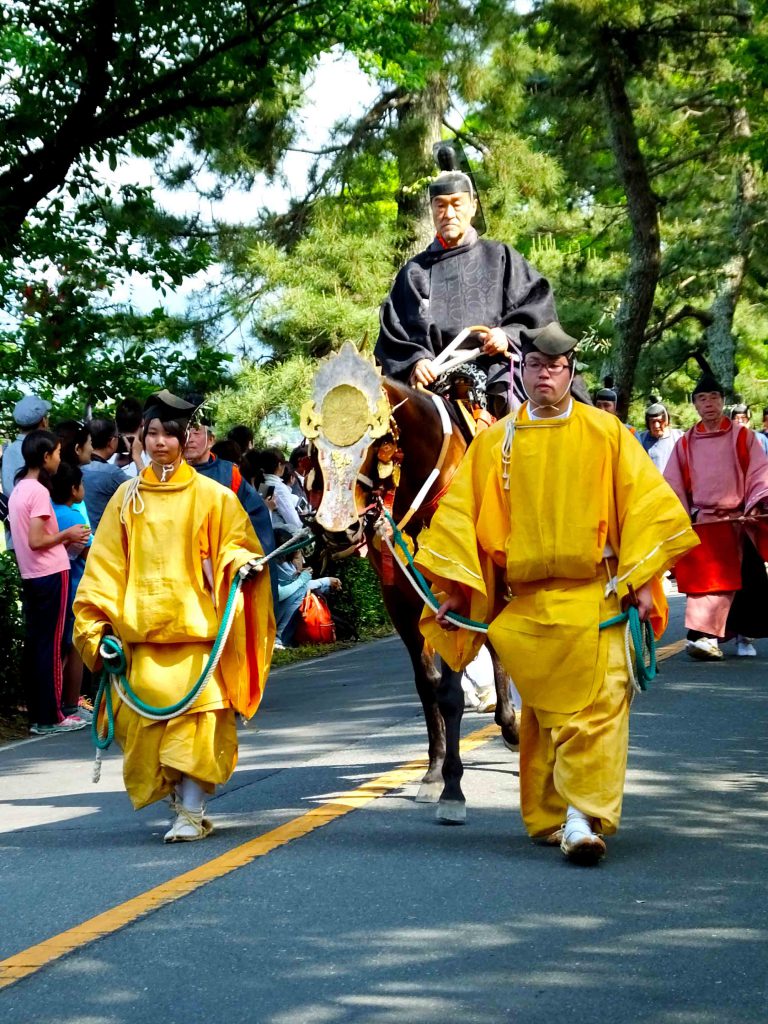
top-left (301, 343), bottom-right (391, 543)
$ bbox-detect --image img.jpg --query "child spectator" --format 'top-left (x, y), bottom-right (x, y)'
top-left (8, 431), bottom-right (91, 734)
top-left (51, 462), bottom-right (93, 722)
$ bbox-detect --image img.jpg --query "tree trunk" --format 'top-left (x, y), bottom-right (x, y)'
top-left (704, 107), bottom-right (756, 399)
top-left (394, 73), bottom-right (449, 262)
top-left (597, 39), bottom-right (661, 421)
top-left (0, 1), bottom-right (117, 254)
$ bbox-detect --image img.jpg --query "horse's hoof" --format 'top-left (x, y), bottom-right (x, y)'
top-left (501, 723), bottom-right (520, 751)
top-left (415, 781), bottom-right (442, 803)
top-left (436, 800), bottom-right (467, 825)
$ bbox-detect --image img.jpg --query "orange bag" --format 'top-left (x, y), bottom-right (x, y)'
top-left (294, 591), bottom-right (336, 645)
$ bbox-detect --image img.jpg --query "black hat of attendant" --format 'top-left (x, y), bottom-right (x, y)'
top-left (520, 322), bottom-right (579, 359)
top-left (593, 387), bottom-right (618, 403)
top-left (692, 373), bottom-right (724, 398)
top-left (142, 389), bottom-right (197, 427)
top-left (645, 401), bottom-right (669, 422)
top-left (428, 170), bottom-right (474, 199)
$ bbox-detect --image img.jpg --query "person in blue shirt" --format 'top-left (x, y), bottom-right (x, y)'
top-left (731, 403), bottom-right (768, 455)
top-left (637, 401), bottom-right (683, 473)
top-left (51, 461), bottom-right (92, 721)
top-left (275, 549), bottom-right (340, 649)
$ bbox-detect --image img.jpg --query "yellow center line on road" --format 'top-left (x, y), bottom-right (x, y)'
top-left (0, 723), bottom-right (498, 991)
top-left (0, 632), bottom-right (688, 992)
top-left (657, 638), bottom-right (686, 662)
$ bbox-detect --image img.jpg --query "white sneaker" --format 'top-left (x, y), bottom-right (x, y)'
top-left (736, 640), bottom-right (757, 657)
top-left (163, 805), bottom-right (213, 843)
top-left (30, 716), bottom-right (87, 735)
top-left (686, 637), bottom-right (723, 661)
top-left (560, 808), bottom-right (606, 866)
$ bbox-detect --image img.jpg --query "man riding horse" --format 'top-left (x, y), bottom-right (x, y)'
top-left (374, 166), bottom-right (557, 419)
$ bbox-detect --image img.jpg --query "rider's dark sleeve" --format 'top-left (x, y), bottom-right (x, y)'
top-left (374, 260), bottom-right (440, 381)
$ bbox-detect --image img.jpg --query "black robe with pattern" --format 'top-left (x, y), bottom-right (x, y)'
top-left (375, 231), bottom-right (557, 403)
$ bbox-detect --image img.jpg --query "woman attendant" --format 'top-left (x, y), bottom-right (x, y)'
top-left (74, 391), bottom-right (275, 842)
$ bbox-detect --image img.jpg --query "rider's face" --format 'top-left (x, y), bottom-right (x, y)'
top-left (431, 192), bottom-right (477, 247)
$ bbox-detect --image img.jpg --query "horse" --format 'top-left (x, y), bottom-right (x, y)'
top-left (300, 342), bottom-right (519, 824)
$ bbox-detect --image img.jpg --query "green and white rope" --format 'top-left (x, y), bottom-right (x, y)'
top-left (90, 528), bottom-right (315, 782)
top-left (377, 508), bottom-right (657, 692)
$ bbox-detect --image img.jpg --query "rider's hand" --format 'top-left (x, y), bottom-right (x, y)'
top-left (479, 327), bottom-right (509, 356)
top-left (436, 594), bottom-right (464, 631)
top-left (410, 359), bottom-right (437, 388)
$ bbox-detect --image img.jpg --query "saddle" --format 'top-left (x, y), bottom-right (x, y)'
top-left (431, 373), bottom-right (495, 444)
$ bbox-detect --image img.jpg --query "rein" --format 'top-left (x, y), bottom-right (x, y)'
top-left (393, 392), bottom-right (455, 532)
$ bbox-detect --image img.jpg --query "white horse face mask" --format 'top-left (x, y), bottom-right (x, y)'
top-left (300, 344), bottom-right (390, 533)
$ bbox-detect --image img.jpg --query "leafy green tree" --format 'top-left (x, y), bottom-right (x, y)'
top-left (212, 355), bottom-right (316, 444)
top-left (213, 0), bottom-right (768, 424)
top-left (483, 1), bottom-right (768, 410)
top-left (0, 0), bottom-right (423, 404)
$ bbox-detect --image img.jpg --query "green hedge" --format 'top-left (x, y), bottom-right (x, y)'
top-left (0, 551), bottom-right (24, 712)
top-left (330, 555), bottom-right (391, 639)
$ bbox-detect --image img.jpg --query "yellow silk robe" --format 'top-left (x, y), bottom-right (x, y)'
top-left (74, 462), bottom-right (275, 808)
top-left (414, 402), bottom-right (698, 835)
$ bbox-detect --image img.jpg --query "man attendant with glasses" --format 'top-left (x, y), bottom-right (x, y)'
top-left (414, 323), bottom-right (698, 866)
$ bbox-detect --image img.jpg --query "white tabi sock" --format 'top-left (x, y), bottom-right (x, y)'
top-left (179, 776), bottom-right (207, 813)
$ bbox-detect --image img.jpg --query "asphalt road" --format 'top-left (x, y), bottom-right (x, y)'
top-left (1, 594), bottom-right (766, 1024)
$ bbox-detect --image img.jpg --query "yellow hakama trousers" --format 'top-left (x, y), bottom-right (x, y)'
top-left (103, 638), bottom-right (239, 810)
top-left (519, 620), bottom-right (630, 838)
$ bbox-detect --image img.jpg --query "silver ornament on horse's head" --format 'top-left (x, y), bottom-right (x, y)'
top-left (300, 343), bottom-right (390, 532)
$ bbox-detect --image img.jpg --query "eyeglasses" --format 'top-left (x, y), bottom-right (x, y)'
top-left (522, 359), bottom-right (571, 376)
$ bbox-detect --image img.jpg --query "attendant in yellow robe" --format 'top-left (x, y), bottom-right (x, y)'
top-left (74, 391), bottom-right (275, 842)
top-left (414, 324), bottom-right (698, 865)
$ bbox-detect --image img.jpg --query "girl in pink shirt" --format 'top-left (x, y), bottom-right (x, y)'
top-left (8, 431), bottom-right (91, 734)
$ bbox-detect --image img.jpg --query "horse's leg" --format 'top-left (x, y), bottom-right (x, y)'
top-left (436, 658), bottom-right (467, 824)
top-left (381, 583), bottom-right (445, 802)
top-left (488, 640), bottom-right (520, 750)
